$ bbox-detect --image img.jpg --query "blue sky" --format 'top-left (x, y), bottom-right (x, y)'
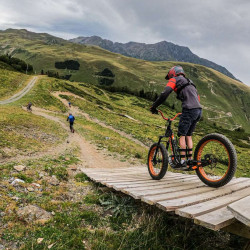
top-left (0, 0), bottom-right (249, 85)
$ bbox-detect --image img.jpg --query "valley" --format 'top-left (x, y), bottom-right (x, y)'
top-left (0, 29), bottom-right (249, 249)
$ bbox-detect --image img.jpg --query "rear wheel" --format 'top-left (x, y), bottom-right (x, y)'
top-left (147, 143), bottom-right (168, 180)
top-left (194, 133), bottom-right (237, 188)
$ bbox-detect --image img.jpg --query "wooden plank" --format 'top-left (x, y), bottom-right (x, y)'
top-left (83, 169), bottom-right (184, 176)
top-left (104, 177), bottom-right (188, 189)
top-left (227, 196), bottom-right (250, 227)
top-left (90, 175), bottom-right (150, 182)
top-left (194, 207), bottom-right (235, 230)
top-left (85, 173), bottom-right (150, 181)
top-left (86, 172), bottom-right (173, 185)
top-left (83, 168), bottom-right (195, 187)
top-left (99, 178), bottom-right (197, 188)
top-left (120, 176), bottom-right (199, 192)
top-left (176, 187), bottom-right (250, 219)
top-left (82, 169), bottom-right (198, 187)
top-left (84, 171), bottom-right (149, 178)
top-left (103, 172), bottom-right (182, 184)
top-left (96, 179), bottom-right (151, 187)
top-left (93, 178), bottom-right (151, 187)
top-left (125, 181), bottom-right (205, 199)
top-left (142, 185), bottom-right (213, 204)
top-left (157, 178), bottom-right (249, 211)
top-left (105, 179), bottom-right (159, 188)
top-left (82, 167), bottom-right (187, 178)
top-left (108, 176), bottom-right (238, 193)
top-left (109, 175), bottom-right (198, 189)
top-left (86, 173), bottom-right (149, 178)
top-left (109, 177), bottom-right (199, 192)
top-left (86, 172), bottom-right (184, 181)
top-left (107, 173), bottom-right (195, 183)
top-left (91, 174), bottom-right (197, 189)
top-left (103, 178), bottom-right (152, 185)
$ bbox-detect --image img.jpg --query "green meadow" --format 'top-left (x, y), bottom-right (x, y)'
top-left (7, 76), bottom-right (250, 176)
top-left (0, 29), bottom-right (249, 132)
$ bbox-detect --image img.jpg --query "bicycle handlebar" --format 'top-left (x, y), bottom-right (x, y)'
top-left (158, 110), bottom-right (182, 121)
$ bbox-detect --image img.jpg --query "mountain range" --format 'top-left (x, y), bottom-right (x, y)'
top-left (70, 36), bottom-right (236, 80)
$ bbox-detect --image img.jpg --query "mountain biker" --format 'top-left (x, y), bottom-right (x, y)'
top-left (67, 113), bottom-right (75, 133)
top-left (27, 102), bottom-right (32, 111)
top-left (150, 65), bottom-right (202, 169)
top-left (68, 102), bottom-right (71, 108)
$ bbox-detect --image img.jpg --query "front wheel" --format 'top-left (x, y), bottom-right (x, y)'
top-left (147, 143), bottom-right (168, 180)
top-left (194, 133), bottom-right (237, 188)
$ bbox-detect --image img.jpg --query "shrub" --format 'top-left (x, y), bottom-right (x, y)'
top-left (0, 54), bottom-right (33, 73)
top-left (74, 173), bottom-right (89, 182)
top-left (44, 165), bottom-right (68, 181)
top-left (14, 173), bottom-right (33, 183)
top-left (96, 68), bottom-right (115, 77)
top-left (55, 60), bottom-right (80, 70)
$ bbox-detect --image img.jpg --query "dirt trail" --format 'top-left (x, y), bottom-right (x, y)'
top-left (52, 92), bottom-right (147, 148)
top-left (3, 104), bottom-right (139, 169)
top-left (0, 87), bottom-right (144, 168)
top-left (0, 76), bottom-right (38, 104)
top-left (31, 106), bottom-right (138, 169)
top-left (0, 107), bottom-right (71, 164)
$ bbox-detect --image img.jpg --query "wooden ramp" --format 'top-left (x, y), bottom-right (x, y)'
top-left (81, 166), bottom-right (250, 239)
top-left (227, 196), bottom-right (250, 227)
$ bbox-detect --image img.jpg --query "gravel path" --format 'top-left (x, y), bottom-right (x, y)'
top-left (0, 76), bottom-right (37, 104)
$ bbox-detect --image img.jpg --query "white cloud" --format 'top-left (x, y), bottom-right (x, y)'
top-left (0, 0), bottom-right (249, 85)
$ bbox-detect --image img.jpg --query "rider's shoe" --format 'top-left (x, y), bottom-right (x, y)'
top-left (174, 160), bottom-right (190, 171)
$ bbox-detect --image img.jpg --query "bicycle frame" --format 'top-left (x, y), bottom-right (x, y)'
top-left (153, 110), bottom-right (211, 170)
top-left (153, 110), bottom-right (181, 164)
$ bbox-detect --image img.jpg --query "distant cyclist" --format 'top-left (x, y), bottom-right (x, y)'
top-left (67, 113), bottom-right (75, 133)
top-left (68, 102), bottom-right (71, 108)
top-left (27, 102), bottom-right (32, 111)
top-left (150, 65), bottom-right (202, 169)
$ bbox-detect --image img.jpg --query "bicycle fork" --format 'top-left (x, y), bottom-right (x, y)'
top-left (152, 136), bottom-right (165, 163)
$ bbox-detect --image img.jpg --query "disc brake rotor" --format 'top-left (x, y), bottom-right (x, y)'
top-left (204, 154), bottom-right (217, 169)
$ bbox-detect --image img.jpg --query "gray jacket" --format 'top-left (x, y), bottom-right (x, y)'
top-left (152, 75), bottom-right (202, 110)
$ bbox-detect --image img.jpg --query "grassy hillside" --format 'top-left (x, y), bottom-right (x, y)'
top-left (0, 29), bottom-right (249, 132)
top-left (0, 72), bottom-right (249, 248)
top-left (0, 105), bottom-right (66, 159)
top-left (10, 76), bottom-right (250, 178)
top-left (0, 64), bottom-right (31, 100)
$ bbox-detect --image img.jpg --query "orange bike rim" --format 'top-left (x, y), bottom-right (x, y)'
top-left (197, 139), bottom-right (230, 182)
top-left (149, 146), bottom-right (163, 176)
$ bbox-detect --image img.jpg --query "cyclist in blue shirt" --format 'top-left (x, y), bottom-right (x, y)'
top-left (67, 113), bottom-right (75, 133)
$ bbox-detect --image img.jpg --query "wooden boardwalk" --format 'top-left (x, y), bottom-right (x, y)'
top-left (81, 166), bottom-right (250, 239)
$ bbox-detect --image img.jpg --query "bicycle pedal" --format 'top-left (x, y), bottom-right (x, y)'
top-left (182, 166), bottom-right (193, 171)
top-left (175, 166), bottom-right (190, 171)
top-left (173, 162), bottom-right (191, 171)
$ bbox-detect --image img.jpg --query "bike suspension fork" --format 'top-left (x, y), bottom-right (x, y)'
top-left (153, 136), bottom-right (164, 162)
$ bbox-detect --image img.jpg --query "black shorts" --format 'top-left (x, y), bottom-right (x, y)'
top-left (178, 108), bottom-right (202, 136)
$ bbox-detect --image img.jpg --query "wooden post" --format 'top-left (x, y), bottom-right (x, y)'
top-left (223, 221), bottom-right (250, 239)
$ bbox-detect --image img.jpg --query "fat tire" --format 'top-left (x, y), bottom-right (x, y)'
top-left (147, 143), bottom-right (168, 180)
top-left (194, 133), bottom-right (237, 188)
